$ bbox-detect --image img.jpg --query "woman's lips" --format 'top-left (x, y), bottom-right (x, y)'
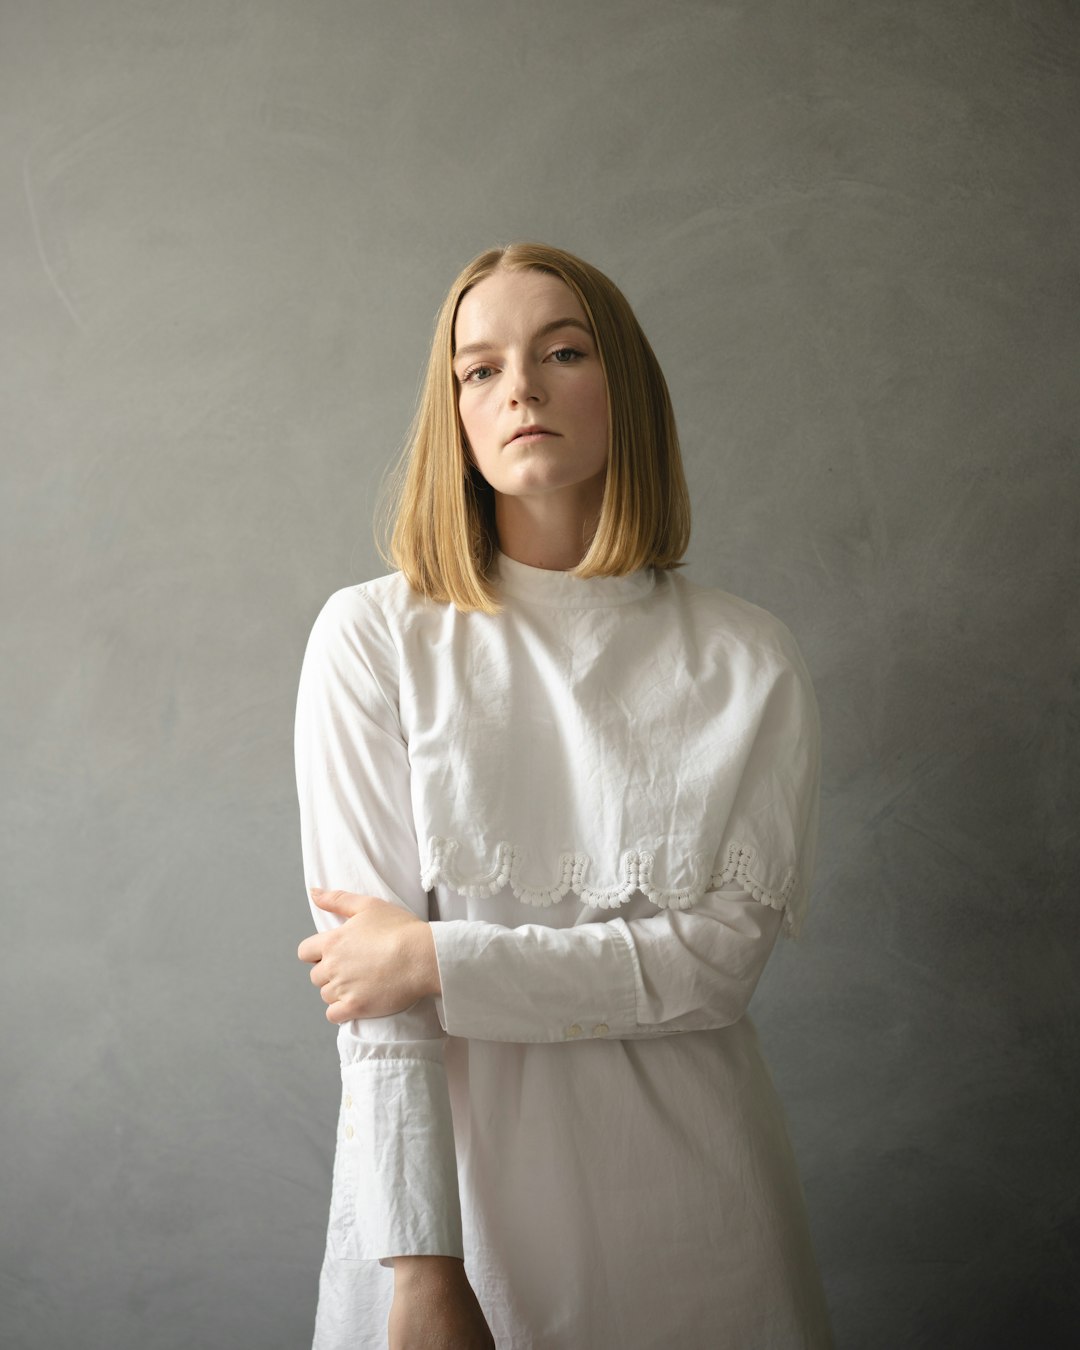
top-left (508, 430), bottom-right (559, 445)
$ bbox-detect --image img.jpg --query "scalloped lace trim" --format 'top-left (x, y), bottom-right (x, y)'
top-left (421, 836), bottom-right (799, 929)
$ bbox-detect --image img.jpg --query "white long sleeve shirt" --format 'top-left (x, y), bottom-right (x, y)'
top-left (293, 549), bottom-right (831, 1350)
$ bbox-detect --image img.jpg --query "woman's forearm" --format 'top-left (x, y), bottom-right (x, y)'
top-left (388, 1254), bottom-right (495, 1348)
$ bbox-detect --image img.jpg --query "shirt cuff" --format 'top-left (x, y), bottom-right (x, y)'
top-left (430, 917), bottom-right (640, 1043)
top-left (334, 1056), bottom-right (463, 1264)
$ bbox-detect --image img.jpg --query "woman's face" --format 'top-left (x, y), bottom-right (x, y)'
top-left (452, 268), bottom-right (609, 507)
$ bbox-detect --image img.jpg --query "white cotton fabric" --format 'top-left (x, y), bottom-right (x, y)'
top-left (294, 550), bottom-right (833, 1350)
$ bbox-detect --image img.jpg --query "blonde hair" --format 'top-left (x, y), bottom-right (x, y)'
top-left (374, 241), bottom-right (691, 614)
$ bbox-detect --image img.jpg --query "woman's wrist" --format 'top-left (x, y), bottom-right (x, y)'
top-left (408, 922), bottom-right (442, 1000)
top-left (390, 1253), bottom-right (464, 1283)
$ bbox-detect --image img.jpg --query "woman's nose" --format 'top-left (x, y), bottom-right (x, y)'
top-left (506, 363), bottom-right (544, 405)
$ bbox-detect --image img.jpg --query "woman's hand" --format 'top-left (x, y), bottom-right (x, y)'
top-left (297, 888), bottom-right (441, 1023)
top-left (388, 1256), bottom-right (495, 1350)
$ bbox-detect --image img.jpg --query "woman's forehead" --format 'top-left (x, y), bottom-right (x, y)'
top-left (454, 269), bottom-right (585, 343)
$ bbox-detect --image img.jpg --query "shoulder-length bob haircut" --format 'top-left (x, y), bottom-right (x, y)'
top-left (374, 241), bottom-right (691, 614)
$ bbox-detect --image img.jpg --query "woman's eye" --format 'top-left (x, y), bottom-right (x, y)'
top-left (461, 347), bottom-right (583, 383)
top-left (462, 365), bottom-right (494, 383)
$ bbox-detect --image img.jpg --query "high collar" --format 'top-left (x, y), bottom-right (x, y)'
top-left (492, 549), bottom-right (656, 609)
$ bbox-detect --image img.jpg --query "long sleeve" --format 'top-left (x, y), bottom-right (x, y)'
top-left (294, 585), bottom-right (463, 1264)
top-left (429, 884), bottom-right (784, 1044)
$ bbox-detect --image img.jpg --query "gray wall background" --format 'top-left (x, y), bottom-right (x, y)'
top-left (3, 1), bottom-right (1078, 1346)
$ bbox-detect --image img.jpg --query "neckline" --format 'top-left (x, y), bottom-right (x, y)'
top-left (492, 549), bottom-right (656, 609)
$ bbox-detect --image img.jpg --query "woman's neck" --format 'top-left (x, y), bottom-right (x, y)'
top-left (493, 482), bottom-right (604, 571)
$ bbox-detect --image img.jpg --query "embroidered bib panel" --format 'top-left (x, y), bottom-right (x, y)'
top-left (363, 553), bottom-right (820, 938)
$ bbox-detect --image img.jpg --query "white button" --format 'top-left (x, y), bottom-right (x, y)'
top-left (344, 1094), bottom-right (353, 1109)
top-left (565, 1024), bottom-right (583, 1038)
top-left (592, 1023), bottom-right (610, 1037)
top-left (345, 1124), bottom-right (354, 1140)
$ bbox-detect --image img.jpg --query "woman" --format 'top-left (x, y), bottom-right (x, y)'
top-left (294, 242), bottom-right (833, 1350)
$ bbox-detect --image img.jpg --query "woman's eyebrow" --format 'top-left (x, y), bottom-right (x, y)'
top-left (454, 317), bottom-right (593, 362)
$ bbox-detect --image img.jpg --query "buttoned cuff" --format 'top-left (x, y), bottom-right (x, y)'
top-left (328, 1057), bottom-right (464, 1265)
top-left (430, 917), bottom-right (641, 1044)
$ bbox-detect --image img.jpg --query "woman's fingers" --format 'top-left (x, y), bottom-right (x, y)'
top-left (312, 965), bottom-right (356, 1015)
top-left (310, 888), bottom-right (363, 917)
top-left (326, 993), bottom-right (357, 1023)
top-left (297, 934), bottom-right (323, 963)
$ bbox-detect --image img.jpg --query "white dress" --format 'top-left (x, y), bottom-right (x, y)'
top-left (294, 549), bottom-right (833, 1350)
